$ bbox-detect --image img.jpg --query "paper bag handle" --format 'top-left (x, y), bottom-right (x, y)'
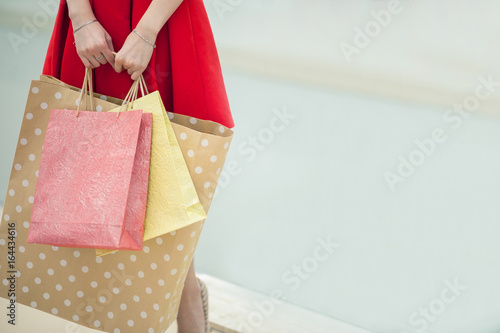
top-left (76, 55), bottom-right (150, 118)
top-left (117, 66), bottom-right (149, 115)
top-left (76, 68), bottom-right (95, 117)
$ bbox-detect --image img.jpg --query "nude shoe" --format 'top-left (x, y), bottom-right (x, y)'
top-left (196, 277), bottom-right (210, 333)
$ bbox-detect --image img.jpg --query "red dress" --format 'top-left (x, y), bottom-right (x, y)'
top-left (42, 0), bottom-right (235, 129)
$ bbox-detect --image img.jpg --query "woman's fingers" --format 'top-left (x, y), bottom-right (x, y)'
top-left (126, 64), bottom-right (145, 80)
top-left (74, 22), bottom-right (149, 82)
top-left (130, 71), bottom-right (141, 81)
top-left (106, 33), bottom-right (115, 53)
top-left (74, 21), bottom-right (117, 69)
top-left (112, 31), bottom-right (153, 80)
top-left (93, 53), bottom-right (107, 65)
top-left (102, 50), bottom-right (114, 67)
top-left (114, 53), bottom-right (124, 73)
top-left (104, 33), bottom-right (115, 67)
top-left (78, 55), bottom-right (93, 69)
top-left (86, 54), bottom-right (101, 68)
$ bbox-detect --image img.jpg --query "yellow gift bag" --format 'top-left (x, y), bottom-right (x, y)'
top-left (96, 77), bottom-right (207, 256)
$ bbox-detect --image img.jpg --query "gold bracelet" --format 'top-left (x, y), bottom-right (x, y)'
top-left (73, 19), bottom-right (98, 34)
top-left (133, 29), bottom-right (156, 48)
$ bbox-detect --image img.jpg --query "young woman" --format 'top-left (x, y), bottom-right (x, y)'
top-left (42, 1), bottom-right (235, 332)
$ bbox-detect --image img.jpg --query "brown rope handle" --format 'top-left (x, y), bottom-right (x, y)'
top-left (76, 68), bottom-right (95, 117)
top-left (118, 80), bottom-right (139, 117)
top-left (139, 75), bottom-right (149, 95)
top-left (74, 52), bottom-right (148, 118)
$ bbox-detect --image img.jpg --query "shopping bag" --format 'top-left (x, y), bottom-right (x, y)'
top-left (0, 76), bottom-right (233, 333)
top-left (28, 108), bottom-right (147, 249)
top-left (96, 78), bottom-right (207, 256)
top-left (27, 71), bottom-right (153, 251)
top-left (166, 111), bottom-right (235, 215)
top-left (37, 74), bottom-right (208, 254)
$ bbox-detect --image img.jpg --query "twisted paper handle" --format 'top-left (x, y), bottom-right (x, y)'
top-left (76, 68), bottom-right (95, 117)
top-left (118, 74), bottom-right (149, 116)
top-left (76, 54), bottom-right (150, 118)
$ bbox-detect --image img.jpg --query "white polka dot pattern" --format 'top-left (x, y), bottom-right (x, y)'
top-left (0, 81), bottom-right (234, 333)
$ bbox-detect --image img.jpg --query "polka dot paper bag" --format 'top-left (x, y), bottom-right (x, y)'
top-left (0, 77), bottom-right (234, 332)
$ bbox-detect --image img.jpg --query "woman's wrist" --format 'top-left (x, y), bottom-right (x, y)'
top-left (67, 0), bottom-right (96, 30)
top-left (133, 0), bottom-right (183, 45)
top-left (134, 21), bottom-right (159, 44)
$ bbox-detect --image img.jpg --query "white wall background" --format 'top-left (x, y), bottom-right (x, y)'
top-left (1, 1), bottom-right (500, 333)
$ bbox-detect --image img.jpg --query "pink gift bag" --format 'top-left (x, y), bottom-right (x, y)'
top-left (27, 108), bottom-right (153, 250)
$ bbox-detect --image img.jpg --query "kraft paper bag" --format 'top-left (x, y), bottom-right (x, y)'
top-left (0, 77), bottom-right (234, 333)
top-left (166, 111), bottom-right (234, 216)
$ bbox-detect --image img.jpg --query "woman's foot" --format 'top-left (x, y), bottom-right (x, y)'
top-left (177, 262), bottom-right (207, 333)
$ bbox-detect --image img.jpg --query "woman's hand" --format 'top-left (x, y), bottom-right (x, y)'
top-left (113, 0), bottom-right (183, 81)
top-left (73, 21), bottom-right (116, 69)
top-left (113, 29), bottom-right (156, 81)
top-left (67, 0), bottom-right (115, 69)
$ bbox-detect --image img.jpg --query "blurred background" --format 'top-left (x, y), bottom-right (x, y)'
top-left (1, 1), bottom-right (500, 332)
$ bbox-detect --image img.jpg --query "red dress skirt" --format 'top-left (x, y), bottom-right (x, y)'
top-left (42, 0), bottom-right (235, 128)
